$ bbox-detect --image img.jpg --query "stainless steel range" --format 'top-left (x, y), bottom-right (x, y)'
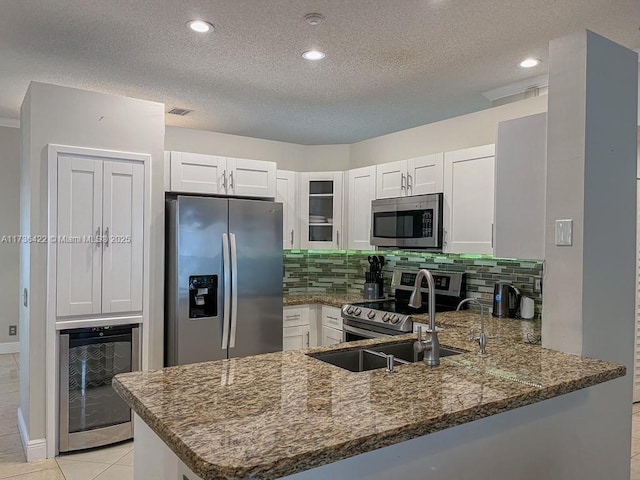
top-left (341, 270), bottom-right (466, 341)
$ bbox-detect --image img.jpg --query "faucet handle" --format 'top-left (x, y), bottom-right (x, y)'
top-left (414, 326), bottom-right (426, 354)
top-left (416, 325), bottom-right (422, 342)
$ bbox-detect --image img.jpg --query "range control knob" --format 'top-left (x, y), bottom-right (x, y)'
top-left (346, 306), bottom-right (354, 314)
top-left (367, 310), bottom-right (376, 319)
top-left (390, 314), bottom-right (400, 324)
top-left (382, 313), bottom-right (390, 322)
top-left (354, 308), bottom-right (362, 316)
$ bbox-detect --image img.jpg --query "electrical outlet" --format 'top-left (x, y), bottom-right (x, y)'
top-left (8, 325), bottom-right (17, 336)
top-left (533, 277), bottom-right (542, 293)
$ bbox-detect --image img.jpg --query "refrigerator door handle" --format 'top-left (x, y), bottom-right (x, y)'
top-left (229, 233), bottom-right (239, 349)
top-left (222, 233), bottom-right (231, 350)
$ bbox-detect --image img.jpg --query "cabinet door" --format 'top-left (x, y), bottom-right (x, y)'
top-left (57, 155), bottom-right (103, 317)
top-left (283, 325), bottom-right (310, 351)
top-left (276, 170), bottom-right (299, 249)
top-left (375, 160), bottom-right (407, 199)
top-left (407, 153), bottom-right (444, 196)
top-left (347, 166), bottom-right (376, 250)
top-left (299, 172), bottom-right (344, 249)
top-left (321, 325), bottom-right (343, 346)
top-left (443, 145), bottom-right (495, 254)
top-left (321, 305), bottom-right (343, 329)
top-left (170, 151), bottom-right (225, 194)
top-left (494, 113), bottom-right (546, 260)
top-left (227, 157), bottom-right (277, 198)
top-left (102, 160), bottom-right (145, 314)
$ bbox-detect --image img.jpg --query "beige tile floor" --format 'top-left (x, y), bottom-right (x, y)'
top-left (1, 352), bottom-right (640, 478)
top-left (0, 353), bottom-right (133, 479)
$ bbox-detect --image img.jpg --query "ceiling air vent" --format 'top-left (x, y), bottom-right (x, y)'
top-left (168, 108), bottom-right (192, 116)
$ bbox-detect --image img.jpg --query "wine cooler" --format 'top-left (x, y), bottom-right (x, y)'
top-left (59, 325), bottom-right (139, 452)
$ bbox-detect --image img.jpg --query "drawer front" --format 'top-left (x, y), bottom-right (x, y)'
top-left (321, 306), bottom-right (343, 329)
top-left (283, 306), bottom-right (309, 327)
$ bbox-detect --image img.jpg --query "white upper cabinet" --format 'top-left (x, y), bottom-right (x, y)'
top-left (494, 113), bottom-right (546, 260)
top-left (101, 161), bottom-right (145, 314)
top-left (375, 153), bottom-right (443, 199)
top-left (169, 151), bottom-right (276, 198)
top-left (409, 154), bottom-right (444, 195)
top-left (376, 160), bottom-right (406, 199)
top-left (226, 157), bottom-right (276, 198)
top-left (346, 166), bottom-right (376, 250)
top-left (56, 156), bottom-right (104, 317)
top-left (170, 151), bottom-right (225, 194)
top-left (443, 145), bottom-right (495, 254)
top-left (299, 172), bottom-right (344, 249)
top-left (276, 170), bottom-right (299, 249)
top-left (57, 155), bottom-right (145, 318)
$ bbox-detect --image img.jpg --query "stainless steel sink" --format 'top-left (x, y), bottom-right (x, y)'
top-left (368, 340), bottom-right (467, 363)
top-left (308, 341), bottom-right (466, 372)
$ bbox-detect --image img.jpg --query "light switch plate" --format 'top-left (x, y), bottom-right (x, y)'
top-left (555, 219), bottom-right (573, 246)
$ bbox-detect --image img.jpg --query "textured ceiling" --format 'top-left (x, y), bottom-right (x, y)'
top-left (0, 0), bottom-right (638, 144)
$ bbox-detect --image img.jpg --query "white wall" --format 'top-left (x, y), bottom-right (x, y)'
top-left (0, 126), bottom-right (20, 346)
top-left (165, 126), bottom-right (350, 172)
top-left (542, 31), bottom-right (636, 477)
top-left (349, 95), bottom-right (548, 168)
top-left (19, 82), bottom-right (165, 454)
top-left (166, 96), bottom-right (548, 172)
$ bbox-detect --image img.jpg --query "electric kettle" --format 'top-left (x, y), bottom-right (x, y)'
top-left (492, 282), bottom-right (521, 318)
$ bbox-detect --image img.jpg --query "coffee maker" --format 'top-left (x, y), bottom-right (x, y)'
top-left (492, 282), bottom-right (520, 318)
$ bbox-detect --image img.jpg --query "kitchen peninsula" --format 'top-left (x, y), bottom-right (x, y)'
top-left (113, 311), bottom-right (627, 480)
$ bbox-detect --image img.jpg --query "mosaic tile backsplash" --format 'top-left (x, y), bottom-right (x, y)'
top-left (284, 250), bottom-right (544, 318)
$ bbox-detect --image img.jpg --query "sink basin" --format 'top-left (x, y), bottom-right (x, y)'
top-left (309, 348), bottom-right (410, 372)
top-left (308, 341), bottom-right (466, 372)
top-left (368, 340), bottom-right (467, 363)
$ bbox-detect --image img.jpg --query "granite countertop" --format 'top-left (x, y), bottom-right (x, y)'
top-left (113, 311), bottom-right (623, 480)
top-left (283, 293), bottom-right (367, 308)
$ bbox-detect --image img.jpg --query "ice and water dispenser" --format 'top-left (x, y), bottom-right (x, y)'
top-left (188, 275), bottom-right (217, 318)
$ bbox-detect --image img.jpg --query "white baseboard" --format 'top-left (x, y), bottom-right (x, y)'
top-left (0, 342), bottom-right (19, 354)
top-left (17, 407), bottom-right (48, 462)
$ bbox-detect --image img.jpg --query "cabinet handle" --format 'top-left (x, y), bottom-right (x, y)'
top-left (401, 173), bottom-right (406, 190)
top-left (95, 227), bottom-right (102, 247)
top-left (306, 331), bottom-right (310, 347)
top-left (491, 223), bottom-right (494, 248)
top-left (222, 170), bottom-right (227, 190)
top-left (327, 316), bottom-right (338, 321)
top-left (290, 229), bottom-right (294, 247)
top-left (230, 171), bottom-right (234, 189)
top-left (336, 230), bottom-right (340, 248)
top-left (407, 173), bottom-right (412, 192)
top-left (104, 227), bottom-right (110, 247)
top-left (285, 314), bottom-right (300, 319)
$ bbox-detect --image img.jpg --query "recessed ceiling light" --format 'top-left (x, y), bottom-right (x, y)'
top-left (304, 13), bottom-right (325, 26)
top-left (187, 20), bottom-right (214, 33)
top-left (519, 58), bottom-right (541, 68)
top-left (302, 50), bottom-right (325, 61)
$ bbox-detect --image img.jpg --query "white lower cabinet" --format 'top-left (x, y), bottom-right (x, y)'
top-left (283, 325), bottom-right (311, 351)
top-left (283, 306), bottom-right (317, 350)
top-left (321, 306), bottom-right (343, 346)
top-left (321, 325), bottom-right (343, 346)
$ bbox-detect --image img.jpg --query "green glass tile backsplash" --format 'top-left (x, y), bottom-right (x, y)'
top-left (284, 250), bottom-right (544, 318)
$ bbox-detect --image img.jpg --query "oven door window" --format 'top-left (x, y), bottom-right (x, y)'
top-left (68, 333), bottom-right (132, 433)
top-left (373, 209), bottom-right (434, 239)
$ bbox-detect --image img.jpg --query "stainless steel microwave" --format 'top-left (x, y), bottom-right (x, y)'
top-left (370, 193), bottom-right (444, 250)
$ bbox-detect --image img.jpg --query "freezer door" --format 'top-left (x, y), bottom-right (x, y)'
top-left (228, 199), bottom-right (283, 358)
top-left (167, 196), bottom-right (230, 366)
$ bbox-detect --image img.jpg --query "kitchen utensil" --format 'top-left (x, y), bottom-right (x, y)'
top-left (492, 282), bottom-right (520, 318)
top-left (520, 296), bottom-right (535, 319)
top-left (363, 282), bottom-right (379, 300)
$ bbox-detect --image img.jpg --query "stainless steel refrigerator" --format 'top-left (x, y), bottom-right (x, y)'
top-left (165, 195), bottom-right (283, 366)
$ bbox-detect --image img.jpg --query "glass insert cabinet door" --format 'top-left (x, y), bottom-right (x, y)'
top-left (59, 325), bottom-right (139, 452)
top-left (300, 172), bottom-right (343, 249)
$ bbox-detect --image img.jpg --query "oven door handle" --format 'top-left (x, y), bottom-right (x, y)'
top-left (342, 324), bottom-right (392, 339)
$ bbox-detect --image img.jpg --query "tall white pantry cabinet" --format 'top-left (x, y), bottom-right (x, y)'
top-left (53, 149), bottom-right (145, 320)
